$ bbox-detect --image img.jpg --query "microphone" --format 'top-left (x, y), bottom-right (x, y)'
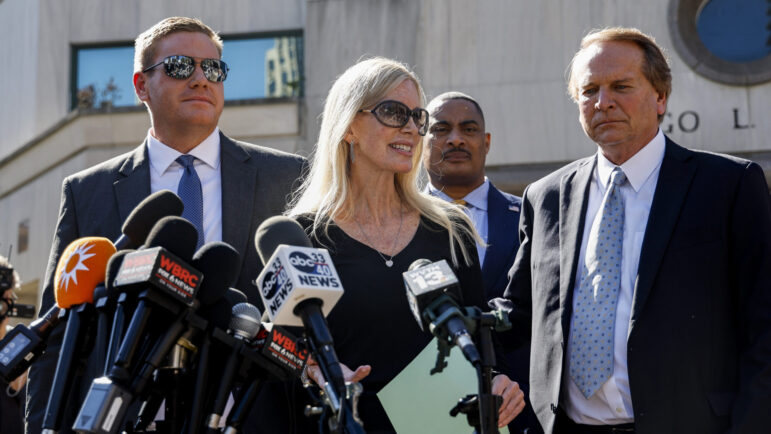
top-left (206, 302), bottom-right (262, 430)
top-left (103, 250), bottom-right (133, 374)
top-left (42, 237), bottom-right (117, 433)
top-left (402, 258), bottom-right (481, 366)
top-left (254, 216), bottom-right (346, 400)
top-left (88, 284), bottom-right (111, 386)
top-left (115, 190), bottom-right (184, 249)
top-left (186, 288), bottom-right (249, 434)
top-left (222, 321), bottom-right (308, 434)
top-left (252, 322), bottom-right (307, 376)
top-left (0, 304), bottom-right (63, 382)
top-left (75, 236), bottom-right (238, 434)
top-left (109, 216), bottom-right (200, 383)
top-left (132, 241), bottom-right (239, 433)
top-left (73, 217), bottom-right (201, 434)
top-left (52, 237), bottom-right (116, 309)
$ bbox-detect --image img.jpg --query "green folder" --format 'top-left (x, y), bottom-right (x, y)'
top-left (377, 338), bottom-right (478, 433)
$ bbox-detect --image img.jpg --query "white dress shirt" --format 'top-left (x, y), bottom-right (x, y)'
top-left (427, 178), bottom-right (489, 266)
top-left (146, 128), bottom-right (223, 245)
top-left (563, 129), bottom-right (666, 424)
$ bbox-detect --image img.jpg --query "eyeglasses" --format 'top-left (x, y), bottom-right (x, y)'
top-left (358, 100), bottom-right (429, 136)
top-left (143, 55), bottom-right (229, 83)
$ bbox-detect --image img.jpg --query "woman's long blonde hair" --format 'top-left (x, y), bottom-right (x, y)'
top-left (287, 57), bottom-right (478, 266)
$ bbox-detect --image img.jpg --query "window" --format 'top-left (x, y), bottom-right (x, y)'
top-left (72, 44), bottom-right (136, 110)
top-left (696, 0), bottom-right (771, 63)
top-left (70, 32), bottom-right (304, 110)
top-left (669, 0), bottom-right (771, 85)
top-left (224, 33), bottom-right (304, 99)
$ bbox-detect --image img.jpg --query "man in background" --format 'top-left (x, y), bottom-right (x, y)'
top-left (424, 91), bottom-right (539, 433)
top-left (26, 17), bottom-right (304, 433)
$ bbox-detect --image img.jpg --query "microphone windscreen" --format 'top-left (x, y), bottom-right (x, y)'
top-left (254, 216), bottom-right (312, 265)
top-left (408, 258), bottom-right (432, 271)
top-left (144, 216), bottom-right (198, 263)
top-left (54, 237), bottom-right (117, 308)
top-left (225, 287), bottom-right (248, 305)
top-left (191, 242), bottom-right (241, 306)
top-left (229, 303), bottom-right (262, 340)
top-left (121, 190), bottom-right (184, 246)
top-left (197, 288), bottom-right (247, 330)
top-left (104, 250), bottom-right (132, 299)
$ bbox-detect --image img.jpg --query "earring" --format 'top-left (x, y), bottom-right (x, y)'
top-left (349, 140), bottom-right (355, 163)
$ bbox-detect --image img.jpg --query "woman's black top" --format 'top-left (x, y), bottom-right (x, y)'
top-left (284, 214), bottom-right (485, 433)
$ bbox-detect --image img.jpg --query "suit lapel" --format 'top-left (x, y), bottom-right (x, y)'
top-left (482, 185), bottom-right (517, 298)
top-left (630, 139), bottom-right (696, 324)
top-left (559, 157), bottom-right (594, 337)
top-left (220, 133), bottom-right (257, 262)
top-left (114, 142), bottom-right (151, 224)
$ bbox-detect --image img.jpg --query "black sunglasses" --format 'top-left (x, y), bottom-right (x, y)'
top-left (143, 55), bottom-right (229, 83)
top-left (358, 100), bottom-right (429, 136)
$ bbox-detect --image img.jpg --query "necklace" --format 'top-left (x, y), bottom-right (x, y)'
top-left (354, 204), bottom-right (403, 267)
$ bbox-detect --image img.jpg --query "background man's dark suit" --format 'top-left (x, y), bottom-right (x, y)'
top-left (481, 185), bottom-right (521, 300)
top-left (26, 132), bottom-right (305, 433)
top-left (496, 137), bottom-right (771, 433)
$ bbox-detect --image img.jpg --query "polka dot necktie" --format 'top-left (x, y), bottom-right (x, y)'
top-left (176, 155), bottom-right (204, 249)
top-left (569, 167), bottom-right (627, 398)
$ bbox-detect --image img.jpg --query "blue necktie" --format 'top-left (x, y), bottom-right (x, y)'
top-left (176, 155), bottom-right (204, 249)
top-left (569, 167), bottom-right (627, 398)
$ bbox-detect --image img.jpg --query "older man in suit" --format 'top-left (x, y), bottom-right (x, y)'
top-left (493, 27), bottom-right (771, 434)
top-left (423, 91), bottom-right (538, 433)
top-left (26, 17), bottom-right (304, 433)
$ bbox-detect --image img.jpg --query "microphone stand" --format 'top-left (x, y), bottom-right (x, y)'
top-left (432, 308), bottom-right (510, 434)
top-left (296, 301), bottom-right (364, 434)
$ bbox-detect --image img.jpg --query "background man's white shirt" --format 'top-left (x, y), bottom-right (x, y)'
top-left (428, 178), bottom-right (490, 265)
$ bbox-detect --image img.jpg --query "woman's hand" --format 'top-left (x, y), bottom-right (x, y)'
top-left (304, 356), bottom-right (371, 387)
top-left (492, 374), bottom-right (525, 427)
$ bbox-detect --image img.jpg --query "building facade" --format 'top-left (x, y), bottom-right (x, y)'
top-left (1, 0), bottom-right (769, 309)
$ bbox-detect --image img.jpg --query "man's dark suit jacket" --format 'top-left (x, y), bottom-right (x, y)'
top-left (483, 185), bottom-right (539, 433)
top-left (494, 137), bottom-right (771, 434)
top-left (26, 132), bottom-right (305, 433)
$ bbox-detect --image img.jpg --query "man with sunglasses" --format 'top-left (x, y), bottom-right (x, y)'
top-left (26, 17), bottom-right (305, 433)
top-left (423, 92), bottom-right (539, 433)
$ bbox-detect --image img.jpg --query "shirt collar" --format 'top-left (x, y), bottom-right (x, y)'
top-left (427, 177), bottom-right (489, 211)
top-left (596, 129), bottom-right (665, 192)
top-left (147, 127), bottom-right (221, 176)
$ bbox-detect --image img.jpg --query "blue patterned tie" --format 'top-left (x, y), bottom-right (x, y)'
top-left (176, 155), bottom-right (204, 249)
top-left (569, 167), bottom-right (627, 398)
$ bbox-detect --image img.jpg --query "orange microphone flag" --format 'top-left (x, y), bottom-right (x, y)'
top-left (54, 237), bottom-right (117, 308)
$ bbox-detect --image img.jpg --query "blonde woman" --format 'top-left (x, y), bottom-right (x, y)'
top-left (277, 57), bottom-right (524, 432)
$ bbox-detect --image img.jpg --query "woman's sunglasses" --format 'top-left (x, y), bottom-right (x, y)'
top-left (358, 100), bottom-right (429, 136)
top-left (143, 55), bottom-right (229, 83)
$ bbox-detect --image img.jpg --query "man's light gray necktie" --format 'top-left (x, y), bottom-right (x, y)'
top-left (569, 167), bottom-right (627, 398)
top-left (176, 155), bottom-right (204, 249)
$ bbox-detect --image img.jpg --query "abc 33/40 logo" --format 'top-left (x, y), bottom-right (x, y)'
top-left (288, 251), bottom-right (333, 276)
